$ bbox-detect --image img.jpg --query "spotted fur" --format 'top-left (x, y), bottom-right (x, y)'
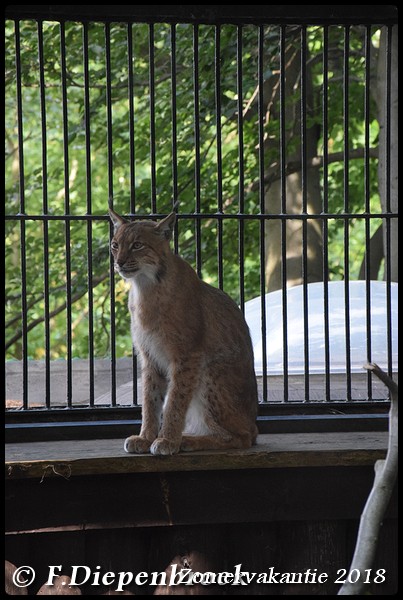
top-left (109, 208), bottom-right (258, 455)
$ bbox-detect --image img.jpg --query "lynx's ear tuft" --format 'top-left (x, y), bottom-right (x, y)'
top-left (155, 212), bottom-right (176, 241)
top-left (109, 208), bottom-right (128, 233)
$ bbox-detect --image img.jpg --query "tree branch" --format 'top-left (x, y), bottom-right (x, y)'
top-left (6, 270), bottom-right (102, 329)
top-left (338, 363), bottom-right (398, 595)
top-left (5, 273), bottom-right (109, 352)
top-left (221, 146), bottom-right (379, 212)
top-left (263, 147), bottom-right (379, 189)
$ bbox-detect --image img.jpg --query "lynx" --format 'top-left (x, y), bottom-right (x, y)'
top-left (109, 208), bottom-right (258, 455)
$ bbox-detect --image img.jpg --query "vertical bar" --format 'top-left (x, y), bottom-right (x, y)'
top-left (60, 22), bottom-right (73, 407)
top-left (127, 23), bottom-right (138, 405)
top-left (171, 23), bottom-right (179, 255)
top-left (149, 23), bottom-right (157, 214)
top-left (258, 25), bottom-right (267, 403)
top-left (105, 22), bottom-right (116, 407)
top-left (170, 23), bottom-right (178, 207)
top-left (300, 25), bottom-right (310, 402)
top-left (215, 25), bottom-right (224, 290)
top-left (127, 23), bottom-right (136, 215)
top-left (237, 25), bottom-right (245, 313)
top-left (384, 25), bottom-right (393, 378)
top-left (193, 24), bottom-right (202, 277)
top-left (15, 20), bottom-right (28, 410)
top-left (83, 22), bottom-right (95, 407)
top-left (364, 25), bottom-right (373, 400)
top-left (37, 20), bottom-right (51, 409)
top-left (343, 25), bottom-right (352, 401)
top-left (322, 25), bottom-right (331, 401)
top-left (105, 24), bottom-right (114, 202)
top-left (279, 24), bottom-right (289, 402)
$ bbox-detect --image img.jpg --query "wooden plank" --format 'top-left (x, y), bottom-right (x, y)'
top-left (276, 521), bottom-right (347, 595)
top-left (5, 467), bottom-right (397, 534)
top-left (225, 523), bottom-right (278, 595)
top-left (82, 529), bottom-right (147, 595)
top-left (5, 432), bottom-right (387, 480)
top-left (150, 526), bottom-right (226, 595)
top-left (5, 531), bottom-right (86, 595)
top-left (5, 519), bottom-right (399, 596)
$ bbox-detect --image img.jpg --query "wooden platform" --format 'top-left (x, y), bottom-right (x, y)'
top-left (5, 432), bottom-right (387, 480)
top-left (5, 431), bottom-right (396, 595)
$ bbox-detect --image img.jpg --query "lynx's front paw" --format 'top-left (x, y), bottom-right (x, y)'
top-left (150, 437), bottom-right (180, 456)
top-left (124, 435), bottom-right (152, 454)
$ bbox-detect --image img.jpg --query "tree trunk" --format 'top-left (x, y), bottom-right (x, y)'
top-left (264, 44), bottom-right (323, 292)
top-left (376, 25), bottom-right (398, 282)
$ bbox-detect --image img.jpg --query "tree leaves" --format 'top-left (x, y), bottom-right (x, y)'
top-left (5, 20), bottom-right (382, 359)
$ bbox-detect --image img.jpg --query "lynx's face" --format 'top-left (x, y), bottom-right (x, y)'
top-left (109, 209), bottom-right (175, 282)
top-left (110, 221), bottom-right (157, 280)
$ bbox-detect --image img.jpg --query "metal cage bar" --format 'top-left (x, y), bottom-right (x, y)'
top-left (149, 23), bottom-right (157, 214)
top-left (364, 24), bottom-right (373, 401)
top-left (343, 25), bottom-right (352, 401)
top-left (4, 8), bottom-right (398, 439)
top-left (236, 25), bottom-right (246, 315)
top-left (60, 21), bottom-right (73, 408)
top-left (300, 25), bottom-right (310, 402)
top-left (127, 23), bottom-right (139, 406)
top-left (14, 21), bottom-right (29, 410)
top-left (321, 24), bottom-right (331, 403)
top-left (37, 21), bottom-right (51, 409)
top-left (384, 25), bottom-right (393, 379)
top-left (105, 23), bottom-right (117, 408)
top-left (82, 22), bottom-right (95, 407)
top-left (215, 25), bottom-right (224, 291)
top-left (193, 24), bottom-right (202, 278)
top-left (258, 25), bottom-right (268, 403)
top-left (279, 24), bottom-right (289, 403)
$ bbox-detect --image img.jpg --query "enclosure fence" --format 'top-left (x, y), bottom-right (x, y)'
top-left (5, 7), bottom-right (398, 437)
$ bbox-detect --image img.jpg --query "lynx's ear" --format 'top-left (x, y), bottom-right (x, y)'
top-left (109, 208), bottom-right (128, 233)
top-left (155, 212), bottom-right (176, 241)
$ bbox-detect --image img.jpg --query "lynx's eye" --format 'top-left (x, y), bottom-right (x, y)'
top-left (131, 242), bottom-right (144, 250)
top-left (111, 241), bottom-right (118, 250)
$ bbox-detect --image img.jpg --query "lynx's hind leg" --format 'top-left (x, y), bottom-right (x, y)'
top-left (180, 430), bottom-right (254, 452)
top-left (182, 404), bottom-right (254, 451)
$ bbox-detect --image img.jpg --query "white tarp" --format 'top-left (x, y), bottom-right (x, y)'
top-left (244, 281), bottom-right (398, 376)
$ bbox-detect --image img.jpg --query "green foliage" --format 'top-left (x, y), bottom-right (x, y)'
top-left (5, 21), bottom-right (382, 360)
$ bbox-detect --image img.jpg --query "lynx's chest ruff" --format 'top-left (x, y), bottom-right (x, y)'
top-left (129, 285), bottom-right (171, 374)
